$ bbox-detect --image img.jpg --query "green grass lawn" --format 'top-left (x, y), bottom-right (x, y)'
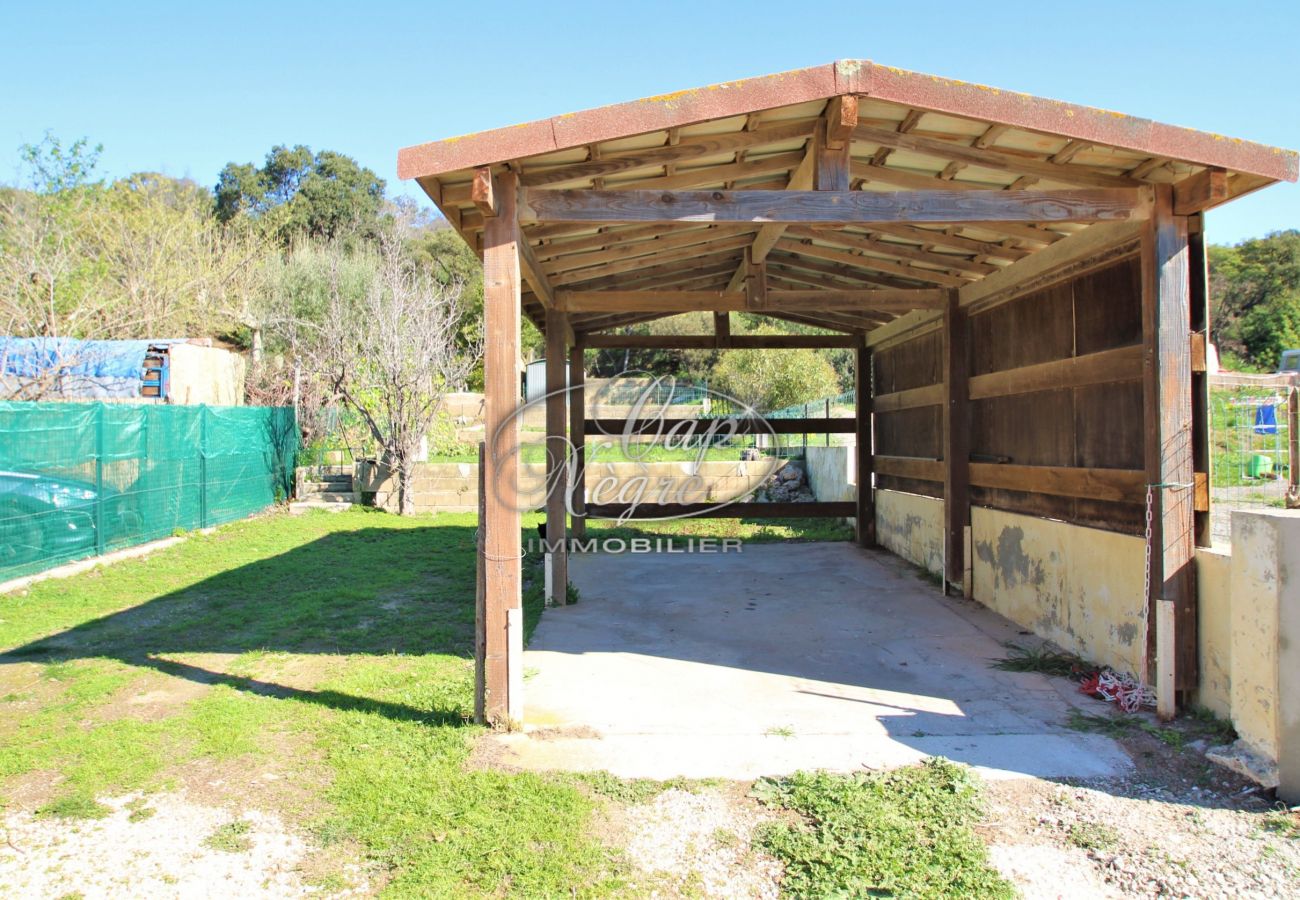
top-left (0, 506), bottom-right (1008, 897)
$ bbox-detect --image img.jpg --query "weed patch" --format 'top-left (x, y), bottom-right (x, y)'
top-left (752, 758), bottom-right (1013, 899)
top-left (992, 643), bottom-right (1085, 678)
top-left (204, 820), bottom-right (253, 853)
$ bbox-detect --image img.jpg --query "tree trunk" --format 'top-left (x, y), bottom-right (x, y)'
top-left (396, 461), bottom-right (414, 516)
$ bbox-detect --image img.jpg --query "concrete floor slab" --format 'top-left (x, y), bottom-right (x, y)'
top-left (489, 542), bottom-right (1132, 781)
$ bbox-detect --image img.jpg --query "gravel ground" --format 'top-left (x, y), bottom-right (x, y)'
top-left (981, 730), bottom-right (1300, 900)
top-left (0, 791), bottom-right (360, 899)
top-left (619, 787), bottom-right (783, 899)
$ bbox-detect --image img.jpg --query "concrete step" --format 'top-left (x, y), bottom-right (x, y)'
top-left (290, 500), bottom-right (352, 514)
top-left (299, 490), bottom-right (355, 503)
top-left (300, 480), bottom-right (355, 493)
top-left (297, 468), bottom-right (353, 481)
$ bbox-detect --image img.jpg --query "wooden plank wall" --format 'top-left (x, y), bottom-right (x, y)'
top-left (971, 255), bottom-right (1145, 534)
top-left (873, 254), bottom-right (1149, 535)
top-left (873, 330), bottom-right (943, 499)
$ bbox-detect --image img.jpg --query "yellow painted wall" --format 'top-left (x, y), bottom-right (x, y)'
top-left (970, 506), bottom-right (1147, 679)
top-left (1228, 512), bottom-right (1286, 761)
top-left (875, 490), bottom-right (943, 577)
top-left (1195, 547), bottom-right (1233, 719)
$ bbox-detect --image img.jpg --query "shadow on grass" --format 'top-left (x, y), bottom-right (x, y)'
top-left (0, 511), bottom-right (846, 725)
top-left (0, 520), bottom-right (500, 725)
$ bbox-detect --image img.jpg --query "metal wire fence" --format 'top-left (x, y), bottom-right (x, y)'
top-left (1209, 385), bottom-right (1297, 541)
top-left (0, 401), bottom-right (297, 583)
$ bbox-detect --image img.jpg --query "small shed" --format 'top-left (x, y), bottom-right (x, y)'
top-left (0, 338), bottom-right (246, 405)
top-left (397, 59), bottom-right (1298, 726)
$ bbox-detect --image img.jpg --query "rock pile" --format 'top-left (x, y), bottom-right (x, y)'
top-left (760, 463), bottom-right (814, 503)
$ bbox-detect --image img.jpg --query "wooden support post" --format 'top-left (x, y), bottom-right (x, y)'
top-left (1189, 215), bottom-right (1212, 547)
top-left (545, 308), bottom-right (569, 605)
top-left (942, 290), bottom-right (969, 590)
top-left (1291, 387), bottom-right (1299, 499)
top-left (482, 169), bottom-right (524, 727)
top-left (1141, 183), bottom-right (1196, 718)
top-left (855, 341), bottom-right (875, 546)
top-left (569, 336), bottom-right (587, 541)
top-left (816, 95), bottom-right (855, 191)
top-left (713, 312), bottom-right (731, 348)
top-left (474, 441), bottom-right (487, 724)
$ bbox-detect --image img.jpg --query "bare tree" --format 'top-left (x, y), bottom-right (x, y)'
top-left (307, 231), bottom-right (479, 514)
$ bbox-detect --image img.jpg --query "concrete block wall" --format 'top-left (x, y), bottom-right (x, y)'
top-left (357, 458), bottom-right (785, 514)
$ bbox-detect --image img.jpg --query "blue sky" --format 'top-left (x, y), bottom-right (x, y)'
top-left (2, 0), bottom-right (1296, 245)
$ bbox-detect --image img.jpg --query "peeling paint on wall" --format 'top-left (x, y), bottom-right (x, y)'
top-left (875, 490), bottom-right (943, 578)
top-left (971, 506), bottom-right (1147, 680)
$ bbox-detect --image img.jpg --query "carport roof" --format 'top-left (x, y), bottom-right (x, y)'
top-left (398, 59), bottom-right (1297, 335)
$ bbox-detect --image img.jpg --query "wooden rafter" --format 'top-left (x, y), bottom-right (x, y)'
top-left (519, 119), bottom-right (816, 187)
top-left (785, 225), bottom-right (998, 276)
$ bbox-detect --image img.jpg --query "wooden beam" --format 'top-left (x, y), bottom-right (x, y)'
top-left (543, 225), bottom-right (751, 274)
top-left (559, 290), bottom-right (744, 313)
top-left (852, 123), bottom-right (1143, 189)
top-left (1173, 167), bottom-right (1228, 216)
top-left (519, 119), bottom-right (817, 187)
top-left (585, 416), bottom-right (855, 435)
top-left (838, 221), bottom-right (1033, 262)
top-left (866, 309), bottom-right (943, 349)
top-left (874, 455), bottom-right (943, 482)
top-left (791, 225), bottom-right (999, 276)
top-left (471, 166), bottom-right (497, 217)
top-left (713, 311), bottom-right (731, 348)
top-left (724, 138), bottom-right (820, 293)
top-left (517, 229), bottom-right (557, 311)
top-left (775, 237), bottom-right (970, 289)
top-left (873, 382), bottom-right (943, 413)
top-left (1141, 183), bottom-right (1196, 714)
top-left (958, 220), bottom-right (1143, 311)
top-left (549, 234), bottom-right (753, 286)
top-left (481, 169), bottom-right (523, 727)
top-left (518, 187), bottom-right (1151, 226)
top-left (762, 288), bottom-right (945, 311)
top-left (856, 343), bottom-right (875, 546)
top-left (744, 247), bottom-right (768, 308)
top-left (968, 344), bottom-right (1143, 400)
top-left (569, 337), bottom-right (587, 542)
top-left (816, 95), bottom-right (857, 190)
top-left (586, 501), bottom-right (857, 520)
top-left (1189, 215), bottom-right (1212, 547)
top-left (544, 309), bottom-right (569, 606)
top-left (942, 290), bottom-right (969, 588)
top-left (969, 463), bottom-right (1144, 503)
top-left (582, 333), bottom-right (860, 349)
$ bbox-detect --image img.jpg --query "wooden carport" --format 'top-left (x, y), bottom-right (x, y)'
top-left (398, 59), bottom-right (1298, 727)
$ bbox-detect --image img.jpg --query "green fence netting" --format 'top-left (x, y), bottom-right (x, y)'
top-left (0, 401), bottom-right (297, 582)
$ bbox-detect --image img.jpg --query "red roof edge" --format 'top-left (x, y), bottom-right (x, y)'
top-left (397, 59), bottom-right (1298, 184)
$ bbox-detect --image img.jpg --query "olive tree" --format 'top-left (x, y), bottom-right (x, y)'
top-left (307, 231), bottom-right (480, 514)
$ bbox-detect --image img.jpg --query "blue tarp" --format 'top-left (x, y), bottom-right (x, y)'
top-left (0, 338), bottom-right (189, 400)
top-left (0, 338), bottom-right (165, 378)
